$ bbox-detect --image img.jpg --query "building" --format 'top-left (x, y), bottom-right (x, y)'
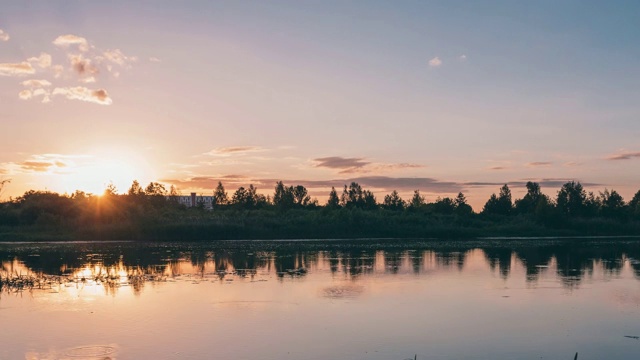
top-left (169, 192), bottom-right (215, 210)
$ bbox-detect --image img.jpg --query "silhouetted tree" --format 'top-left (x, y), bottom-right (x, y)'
top-left (326, 187), bottom-right (340, 209)
top-left (515, 181), bottom-right (542, 214)
top-left (231, 185), bottom-right (266, 209)
top-left (292, 185), bottom-right (311, 206)
top-left (273, 181), bottom-right (295, 209)
top-left (362, 190), bottom-right (378, 210)
top-left (408, 190), bottom-right (426, 211)
top-left (383, 190), bottom-right (405, 211)
top-left (483, 184), bottom-right (512, 215)
top-left (629, 190), bottom-right (640, 217)
top-left (556, 181), bottom-right (586, 217)
top-left (0, 178), bottom-right (11, 199)
top-left (454, 192), bottom-right (473, 216)
top-left (127, 180), bottom-right (144, 197)
top-left (213, 182), bottom-right (228, 206)
top-left (598, 189), bottom-right (625, 218)
top-left (431, 197), bottom-right (456, 214)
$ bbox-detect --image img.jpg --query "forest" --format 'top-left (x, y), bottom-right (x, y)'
top-left (0, 179), bottom-right (639, 241)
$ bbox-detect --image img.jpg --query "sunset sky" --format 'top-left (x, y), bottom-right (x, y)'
top-left (1, 1), bottom-right (639, 210)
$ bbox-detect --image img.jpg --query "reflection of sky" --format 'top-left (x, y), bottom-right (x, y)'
top-left (1, 246), bottom-right (640, 359)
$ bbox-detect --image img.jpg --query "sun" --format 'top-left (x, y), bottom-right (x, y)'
top-left (52, 148), bottom-right (156, 195)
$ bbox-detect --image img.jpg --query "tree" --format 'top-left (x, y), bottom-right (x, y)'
top-left (127, 180), bottom-right (144, 197)
top-left (292, 185), bottom-right (311, 206)
top-left (515, 181), bottom-right (542, 214)
top-left (482, 184), bottom-right (512, 215)
top-left (556, 181), bottom-right (586, 216)
top-left (629, 190), bottom-right (640, 217)
top-left (145, 182), bottom-right (167, 196)
top-left (231, 184), bottom-right (266, 209)
top-left (103, 182), bottom-right (118, 197)
top-left (408, 190), bottom-right (425, 210)
top-left (0, 178), bottom-right (10, 199)
top-left (431, 197), bottom-right (456, 214)
top-left (598, 188), bottom-right (625, 218)
top-left (383, 190), bottom-right (405, 211)
top-left (454, 192), bottom-right (473, 216)
top-left (326, 187), bottom-right (340, 209)
top-left (213, 182), bottom-right (228, 206)
top-left (362, 190), bottom-right (378, 210)
top-left (273, 181), bottom-right (294, 209)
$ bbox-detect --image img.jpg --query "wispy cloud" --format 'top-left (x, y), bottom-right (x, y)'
top-left (429, 57), bottom-right (442, 67)
top-left (313, 157), bottom-right (370, 171)
top-left (0, 62), bottom-right (35, 76)
top-left (22, 79), bottom-right (52, 88)
top-left (313, 156), bottom-right (423, 174)
top-left (606, 151), bottom-right (640, 160)
top-left (52, 87), bottom-right (112, 105)
top-left (205, 146), bottom-right (266, 156)
top-left (526, 161), bottom-right (552, 167)
top-left (489, 166), bottom-right (508, 170)
top-left (459, 54), bottom-right (467, 61)
top-left (149, 57), bottom-right (161, 63)
top-left (0, 154), bottom-right (90, 175)
top-left (103, 49), bottom-right (137, 66)
top-left (0, 29), bottom-right (9, 42)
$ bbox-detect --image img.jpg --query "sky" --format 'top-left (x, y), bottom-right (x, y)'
top-left (1, 0), bottom-right (639, 210)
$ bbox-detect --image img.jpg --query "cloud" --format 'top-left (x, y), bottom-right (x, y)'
top-left (52, 65), bottom-right (64, 78)
top-left (69, 54), bottom-right (99, 76)
top-left (489, 166), bottom-right (507, 170)
top-left (27, 53), bottom-right (52, 69)
top-left (79, 76), bottom-right (96, 83)
top-left (206, 146), bottom-right (265, 156)
top-left (103, 49), bottom-right (137, 66)
top-left (313, 156), bottom-right (424, 174)
top-left (53, 34), bottom-right (89, 52)
top-left (526, 162), bottom-right (552, 167)
top-left (564, 162), bottom-right (582, 167)
top-left (459, 54), bottom-right (467, 61)
top-left (162, 175), bottom-right (464, 194)
top-left (18, 90), bottom-right (32, 100)
top-left (22, 79), bottom-right (52, 88)
top-left (606, 151), bottom-right (640, 160)
top-left (0, 62), bottom-right (36, 76)
top-left (0, 29), bottom-right (9, 42)
top-left (52, 87), bottom-right (112, 105)
top-left (313, 157), bottom-right (370, 171)
top-left (19, 160), bottom-right (66, 172)
top-left (429, 57), bottom-right (442, 67)
top-left (149, 57), bottom-right (161, 63)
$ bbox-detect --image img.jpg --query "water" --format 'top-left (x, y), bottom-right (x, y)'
top-left (1, 239), bottom-right (640, 359)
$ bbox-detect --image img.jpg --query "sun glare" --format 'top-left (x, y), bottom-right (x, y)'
top-left (53, 148), bottom-right (155, 195)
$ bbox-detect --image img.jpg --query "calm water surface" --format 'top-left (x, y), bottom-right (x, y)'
top-left (1, 239), bottom-right (640, 360)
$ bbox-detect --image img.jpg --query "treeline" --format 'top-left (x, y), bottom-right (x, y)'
top-left (0, 179), bottom-right (639, 241)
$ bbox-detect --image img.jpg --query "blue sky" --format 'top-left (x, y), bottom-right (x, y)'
top-left (1, 1), bottom-right (639, 209)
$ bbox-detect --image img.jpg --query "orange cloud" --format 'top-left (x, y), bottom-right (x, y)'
top-left (0, 62), bottom-right (36, 76)
top-left (53, 34), bottom-right (89, 51)
top-left (52, 87), bottom-right (112, 105)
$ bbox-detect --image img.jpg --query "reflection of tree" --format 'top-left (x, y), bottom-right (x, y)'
top-left (514, 247), bottom-right (554, 282)
top-left (4, 240), bottom-right (640, 295)
top-left (484, 248), bottom-right (513, 279)
top-left (435, 250), bottom-right (468, 271)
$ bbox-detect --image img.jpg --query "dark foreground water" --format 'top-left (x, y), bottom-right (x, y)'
top-left (2, 238), bottom-right (640, 360)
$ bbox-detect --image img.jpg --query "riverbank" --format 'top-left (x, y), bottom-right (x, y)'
top-left (1, 208), bottom-right (639, 242)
